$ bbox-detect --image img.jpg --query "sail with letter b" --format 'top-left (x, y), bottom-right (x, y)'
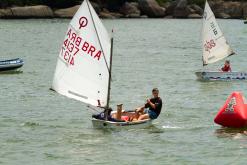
top-left (52, 0), bottom-right (111, 107)
top-left (202, 1), bottom-right (234, 65)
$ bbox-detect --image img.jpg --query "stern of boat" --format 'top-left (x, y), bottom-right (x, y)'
top-left (195, 71), bottom-right (204, 80)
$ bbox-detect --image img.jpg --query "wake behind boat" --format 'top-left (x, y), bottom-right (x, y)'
top-left (195, 1), bottom-right (247, 81)
top-left (0, 58), bottom-right (24, 72)
top-left (51, 0), bottom-right (153, 129)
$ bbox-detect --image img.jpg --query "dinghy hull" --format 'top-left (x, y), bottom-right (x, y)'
top-left (214, 92), bottom-right (247, 128)
top-left (0, 58), bottom-right (24, 72)
top-left (195, 71), bottom-right (247, 80)
top-left (92, 118), bottom-right (153, 129)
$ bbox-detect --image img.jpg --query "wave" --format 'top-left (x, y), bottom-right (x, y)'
top-left (20, 121), bottom-right (40, 127)
top-left (162, 125), bottom-right (182, 129)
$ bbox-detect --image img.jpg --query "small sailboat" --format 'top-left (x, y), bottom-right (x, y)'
top-left (51, 0), bottom-right (152, 128)
top-left (0, 58), bottom-right (24, 72)
top-left (195, 1), bottom-right (247, 80)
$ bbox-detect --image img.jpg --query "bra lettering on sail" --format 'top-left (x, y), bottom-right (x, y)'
top-left (61, 28), bottom-right (103, 65)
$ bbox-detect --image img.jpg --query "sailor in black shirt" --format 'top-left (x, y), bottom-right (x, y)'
top-left (136, 88), bottom-right (162, 120)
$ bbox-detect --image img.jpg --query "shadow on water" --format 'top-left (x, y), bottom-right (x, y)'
top-left (197, 80), bottom-right (234, 95)
top-left (215, 127), bottom-right (247, 139)
top-left (91, 123), bottom-right (164, 134)
top-left (0, 70), bottom-right (23, 74)
top-left (196, 79), bottom-right (236, 83)
top-left (198, 80), bottom-right (233, 86)
top-left (147, 124), bottom-right (165, 134)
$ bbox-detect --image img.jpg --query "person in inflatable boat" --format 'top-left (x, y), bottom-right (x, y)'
top-left (135, 88), bottom-right (162, 120)
top-left (221, 60), bottom-right (232, 72)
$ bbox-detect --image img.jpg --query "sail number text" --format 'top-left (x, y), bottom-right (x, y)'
top-left (61, 28), bottom-right (103, 65)
top-left (210, 22), bottom-right (218, 36)
top-left (204, 39), bottom-right (216, 52)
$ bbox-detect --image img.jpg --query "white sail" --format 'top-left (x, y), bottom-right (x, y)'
top-left (202, 1), bottom-right (234, 65)
top-left (52, 0), bottom-right (111, 107)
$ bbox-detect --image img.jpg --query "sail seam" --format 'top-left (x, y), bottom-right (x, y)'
top-left (68, 90), bottom-right (88, 99)
top-left (215, 35), bottom-right (223, 41)
top-left (207, 15), bottom-right (213, 21)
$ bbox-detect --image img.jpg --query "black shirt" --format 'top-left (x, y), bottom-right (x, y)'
top-left (145, 97), bottom-right (162, 116)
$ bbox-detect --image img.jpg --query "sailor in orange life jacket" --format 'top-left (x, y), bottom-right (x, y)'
top-left (221, 60), bottom-right (232, 72)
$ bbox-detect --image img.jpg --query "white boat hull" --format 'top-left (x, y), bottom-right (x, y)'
top-left (195, 71), bottom-right (247, 80)
top-left (92, 118), bottom-right (153, 129)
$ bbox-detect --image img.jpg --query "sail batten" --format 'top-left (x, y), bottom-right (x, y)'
top-left (202, 1), bottom-right (234, 65)
top-left (52, 0), bottom-right (111, 107)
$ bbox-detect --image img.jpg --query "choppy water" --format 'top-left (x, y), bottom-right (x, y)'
top-left (0, 18), bottom-right (247, 164)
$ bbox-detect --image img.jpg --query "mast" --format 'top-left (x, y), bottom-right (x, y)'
top-left (106, 31), bottom-right (113, 109)
top-left (202, 1), bottom-right (207, 67)
top-left (85, 0), bottom-right (112, 107)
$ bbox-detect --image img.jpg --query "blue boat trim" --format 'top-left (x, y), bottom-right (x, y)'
top-left (195, 71), bottom-right (247, 81)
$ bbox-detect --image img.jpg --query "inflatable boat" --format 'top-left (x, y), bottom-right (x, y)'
top-left (214, 92), bottom-right (247, 128)
top-left (0, 58), bottom-right (24, 72)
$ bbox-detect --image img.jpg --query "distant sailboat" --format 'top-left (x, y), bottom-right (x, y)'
top-left (195, 1), bottom-right (247, 80)
top-left (51, 0), bottom-right (152, 128)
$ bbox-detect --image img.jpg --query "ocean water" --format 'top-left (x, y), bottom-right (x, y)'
top-left (0, 18), bottom-right (247, 164)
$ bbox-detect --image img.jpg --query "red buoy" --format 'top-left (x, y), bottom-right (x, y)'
top-left (214, 92), bottom-right (247, 128)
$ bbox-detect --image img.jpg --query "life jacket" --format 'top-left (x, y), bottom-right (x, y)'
top-left (221, 65), bottom-right (231, 72)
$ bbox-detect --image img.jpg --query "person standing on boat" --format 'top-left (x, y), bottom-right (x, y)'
top-left (135, 88), bottom-right (162, 120)
top-left (221, 60), bottom-right (232, 72)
